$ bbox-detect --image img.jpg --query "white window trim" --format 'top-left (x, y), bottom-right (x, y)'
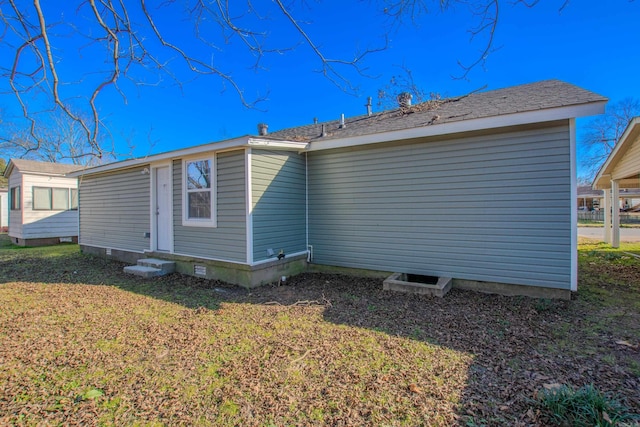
top-left (182, 155), bottom-right (217, 227)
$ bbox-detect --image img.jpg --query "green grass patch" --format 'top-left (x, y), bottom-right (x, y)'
top-left (538, 384), bottom-right (638, 426)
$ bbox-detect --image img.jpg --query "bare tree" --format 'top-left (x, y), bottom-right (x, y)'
top-left (581, 98), bottom-right (640, 179)
top-left (0, 0), bottom-right (567, 162)
top-left (0, 158), bottom-right (8, 187)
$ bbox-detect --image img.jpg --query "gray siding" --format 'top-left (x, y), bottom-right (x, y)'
top-left (173, 150), bottom-right (246, 262)
top-left (251, 150), bottom-right (306, 262)
top-left (79, 165), bottom-right (150, 252)
top-left (308, 122), bottom-right (573, 289)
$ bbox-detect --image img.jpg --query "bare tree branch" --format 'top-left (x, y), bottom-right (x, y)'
top-left (581, 98), bottom-right (640, 179)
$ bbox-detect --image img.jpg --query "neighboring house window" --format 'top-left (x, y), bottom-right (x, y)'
top-left (10, 186), bottom-right (20, 210)
top-left (183, 157), bottom-right (216, 227)
top-left (32, 187), bottom-right (76, 211)
top-left (70, 189), bottom-right (78, 210)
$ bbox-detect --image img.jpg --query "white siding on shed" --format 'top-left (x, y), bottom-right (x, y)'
top-left (7, 170), bottom-right (23, 239)
top-left (19, 174), bottom-right (78, 239)
top-left (0, 190), bottom-right (8, 229)
top-left (308, 121), bottom-right (574, 290)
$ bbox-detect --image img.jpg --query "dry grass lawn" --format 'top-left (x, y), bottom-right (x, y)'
top-left (0, 235), bottom-right (638, 426)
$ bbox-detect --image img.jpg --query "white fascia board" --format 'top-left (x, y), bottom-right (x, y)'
top-left (592, 117), bottom-right (640, 190)
top-left (68, 136), bottom-right (308, 177)
top-left (68, 135), bottom-right (253, 177)
top-left (306, 102), bottom-right (607, 152)
top-left (247, 138), bottom-right (309, 150)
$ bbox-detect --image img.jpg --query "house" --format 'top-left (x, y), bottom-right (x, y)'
top-left (593, 116), bottom-right (640, 247)
top-left (0, 187), bottom-right (8, 232)
top-left (577, 185), bottom-right (602, 211)
top-left (3, 159), bottom-right (83, 246)
top-left (71, 80), bottom-right (606, 298)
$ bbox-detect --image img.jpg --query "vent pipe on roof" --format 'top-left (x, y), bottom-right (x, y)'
top-left (313, 117), bottom-right (318, 124)
top-left (321, 124), bottom-right (326, 137)
top-left (365, 97), bottom-right (372, 116)
top-left (397, 92), bottom-right (412, 108)
top-left (257, 123), bottom-right (268, 136)
top-left (339, 113), bottom-right (345, 129)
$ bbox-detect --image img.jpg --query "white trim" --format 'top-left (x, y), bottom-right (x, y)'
top-left (305, 152), bottom-right (309, 252)
top-left (248, 139), bottom-right (309, 150)
top-left (182, 155), bottom-right (217, 228)
top-left (305, 103), bottom-right (606, 152)
top-left (68, 136), bottom-right (308, 177)
top-left (569, 118), bottom-right (578, 292)
top-left (245, 148), bottom-right (254, 264)
top-left (250, 250), bottom-right (309, 266)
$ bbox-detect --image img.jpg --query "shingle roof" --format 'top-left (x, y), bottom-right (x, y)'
top-left (267, 80), bottom-right (607, 142)
top-left (578, 186), bottom-right (603, 197)
top-left (7, 159), bottom-right (83, 176)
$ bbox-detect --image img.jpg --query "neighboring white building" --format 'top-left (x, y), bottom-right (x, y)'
top-left (0, 187), bottom-right (8, 232)
top-left (3, 159), bottom-right (83, 246)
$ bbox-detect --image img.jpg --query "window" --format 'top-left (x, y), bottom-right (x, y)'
top-left (183, 157), bottom-right (216, 227)
top-left (10, 186), bottom-right (20, 210)
top-left (33, 187), bottom-right (51, 210)
top-left (32, 187), bottom-right (76, 211)
top-left (70, 189), bottom-right (78, 210)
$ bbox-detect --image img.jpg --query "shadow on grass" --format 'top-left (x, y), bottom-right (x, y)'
top-left (1, 234), bottom-right (638, 425)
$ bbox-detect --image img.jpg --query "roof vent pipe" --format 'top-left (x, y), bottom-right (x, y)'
top-left (339, 113), bottom-right (346, 129)
top-left (321, 124), bottom-right (326, 137)
top-left (313, 117), bottom-right (318, 124)
top-left (257, 123), bottom-right (268, 136)
top-left (397, 92), bottom-right (412, 108)
top-left (365, 97), bottom-right (372, 116)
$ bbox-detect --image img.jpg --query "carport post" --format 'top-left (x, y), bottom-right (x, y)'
top-left (612, 180), bottom-right (620, 248)
top-left (603, 188), bottom-right (611, 244)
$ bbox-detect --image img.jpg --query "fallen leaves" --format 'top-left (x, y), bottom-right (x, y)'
top-left (0, 239), bottom-right (638, 426)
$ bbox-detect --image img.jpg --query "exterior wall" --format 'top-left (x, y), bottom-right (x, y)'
top-left (21, 174), bottom-right (79, 239)
top-left (307, 121), bottom-right (574, 290)
top-left (79, 165), bottom-right (151, 252)
top-left (172, 150), bottom-right (247, 263)
top-left (7, 170), bottom-right (23, 239)
top-left (0, 190), bottom-right (8, 231)
top-left (251, 149), bottom-right (307, 263)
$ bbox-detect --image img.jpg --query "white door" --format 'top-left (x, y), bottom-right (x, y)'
top-left (155, 166), bottom-right (171, 251)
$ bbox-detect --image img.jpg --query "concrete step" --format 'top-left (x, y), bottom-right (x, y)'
top-left (123, 265), bottom-right (164, 278)
top-left (137, 258), bottom-right (176, 274)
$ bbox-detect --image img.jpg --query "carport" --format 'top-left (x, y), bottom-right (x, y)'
top-left (593, 116), bottom-right (640, 247)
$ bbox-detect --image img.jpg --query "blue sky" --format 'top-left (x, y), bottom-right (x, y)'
top-left (1, 1), bottom-right (639, 177)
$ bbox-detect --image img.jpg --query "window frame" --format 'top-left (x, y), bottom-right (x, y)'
top-left (10, 186), bottom-right (21, 210)
top-left (32, 186), bottom-right (76, 211)
top-left (32, 187), bottom-right (52, 210)
top-left (182, 156), bottom-right (217, 227)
